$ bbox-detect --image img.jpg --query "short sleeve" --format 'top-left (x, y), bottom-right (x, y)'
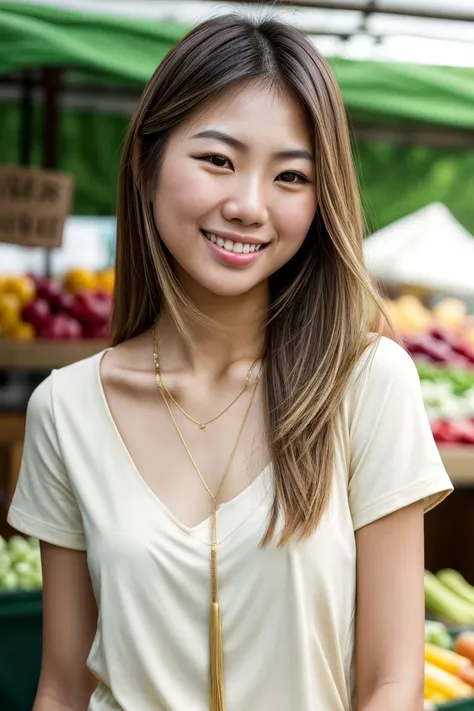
top-left (348, 337), bottom-right (453, 531)
top-left (7, 373), bottom-right (86, 550)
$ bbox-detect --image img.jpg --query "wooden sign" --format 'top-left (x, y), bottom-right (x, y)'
top-left (0, 165), bottom-right (74, 248)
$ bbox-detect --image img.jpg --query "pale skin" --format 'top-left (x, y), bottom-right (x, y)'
top-left (34, 82), bottom-right (424, 711)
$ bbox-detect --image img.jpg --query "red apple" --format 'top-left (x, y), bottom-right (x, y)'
top-left (36, 278), bottom-right (63, 306)
top-left (51, 290), bottom-right (75, 315)
top-left (38, 314), bottom-right (83, 340)
top-left (94, 287), bottom-right (112, 302)
top-left (62, 315), bottom-right (83, 339)
top-left (22, 297), bottom-right (51, 332)
top-left (37, 315), bottom-right (64, 340)
top-left (449, 420), bottom-right (474, 445)
top-left (431, 419), bottom-right (460, 444)
top-left (71, 291), bottom-right (111, 328)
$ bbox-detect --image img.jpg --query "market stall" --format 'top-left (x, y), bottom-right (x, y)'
top-left (1, 3), bottom-right (474, 709)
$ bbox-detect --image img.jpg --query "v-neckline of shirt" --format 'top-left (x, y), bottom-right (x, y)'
top-left (93, 349), bottom-right (272, 536)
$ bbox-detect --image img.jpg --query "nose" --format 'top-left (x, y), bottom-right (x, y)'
top-left (221, 176), bottom-right (269, 227)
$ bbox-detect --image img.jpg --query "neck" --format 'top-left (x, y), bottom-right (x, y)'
top-left (157, 279), bottom-right (268, 375)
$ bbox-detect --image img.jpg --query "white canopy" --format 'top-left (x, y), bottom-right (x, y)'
top-left (364, 203), bottom-right (474, 296)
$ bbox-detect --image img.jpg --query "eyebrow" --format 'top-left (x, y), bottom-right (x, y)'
top-left (190, 129), bottom-right (314, 163)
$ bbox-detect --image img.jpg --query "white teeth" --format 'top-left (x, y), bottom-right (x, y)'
top-left (203, 231), bottom-right (266, 254)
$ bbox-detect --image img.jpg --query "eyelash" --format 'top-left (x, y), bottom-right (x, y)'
top-left (195, 153), bottom-right (309, 184)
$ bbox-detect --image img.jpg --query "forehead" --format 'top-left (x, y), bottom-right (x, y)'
top-left (174, 81), bottom-right (313, 149)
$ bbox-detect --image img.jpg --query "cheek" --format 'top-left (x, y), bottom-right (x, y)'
top-left (154, 161), bottom-right (215, 228)
top-left (275, 194), bottom-right (317, 247)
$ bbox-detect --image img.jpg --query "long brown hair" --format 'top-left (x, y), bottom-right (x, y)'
top-left (112, 14), bottom-right (386, 545)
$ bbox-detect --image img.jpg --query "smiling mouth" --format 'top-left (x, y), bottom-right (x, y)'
top-left (201, 230), bottom-right (269, 255)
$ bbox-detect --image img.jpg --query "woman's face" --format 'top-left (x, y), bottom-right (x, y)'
top-left (153, 82), bottom-right (317, 298)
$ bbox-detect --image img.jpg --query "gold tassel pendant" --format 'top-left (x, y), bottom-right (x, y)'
top-left (210, 601), bottom-right (225, 711)
top-left (210, 504), bottom-right (225, 711)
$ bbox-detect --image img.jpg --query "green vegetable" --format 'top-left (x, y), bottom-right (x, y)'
top-left (0, 535), bottom-right (42, 592)
top-left (424, 570), bottom-right (474, 626)
top-left (425, 620), bottom-right (453, 649)
top-left (438, 569), bottom-right (474, 607)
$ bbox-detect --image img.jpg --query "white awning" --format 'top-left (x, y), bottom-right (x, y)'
top-left (364, 203), bottom-right (474, 295)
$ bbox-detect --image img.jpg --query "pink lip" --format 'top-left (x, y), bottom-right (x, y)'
top-left (203, 234), bottom-right (265, 266)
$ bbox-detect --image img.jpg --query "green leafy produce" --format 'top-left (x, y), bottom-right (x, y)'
top-left (0, 536), bottom-right (42, 592)
top-left (425, 620), bottom-right (453, 650)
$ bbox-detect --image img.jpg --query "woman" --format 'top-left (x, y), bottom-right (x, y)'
top-left (8, 14), bottom-right (452, 711)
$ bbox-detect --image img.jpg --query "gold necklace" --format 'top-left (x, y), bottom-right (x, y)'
top-left (152, 325), bottom-right (260, 429)
top-left (154, 349), bottom-right (258, 711)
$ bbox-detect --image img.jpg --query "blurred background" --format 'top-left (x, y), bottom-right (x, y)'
top-left (1, 1), bottom-right (474, 709)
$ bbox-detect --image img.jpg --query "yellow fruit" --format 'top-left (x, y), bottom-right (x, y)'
top-left (96, 268), bottom-right (114, 295)
top-left (0, 293), bottom-right (22, 331)
top-left (433, 299), bottom-right (466, 329)
top-left (64, 268), bottom-right (98, 295)
top-left (395, 295), bottom-right (433, 333)
top-left (5, 321), bottom-right (35, 341)
top-left (4, 275), bottom-right (36, 305)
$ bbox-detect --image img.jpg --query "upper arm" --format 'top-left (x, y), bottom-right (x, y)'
top-left (355, 501), bottom-right (425, 706)
top-left (347, 339), bottom-right (452, 705)
top-left (35, 542), bottom-right (97, 711)
top-left (4, 376), bottom-right (95, 709)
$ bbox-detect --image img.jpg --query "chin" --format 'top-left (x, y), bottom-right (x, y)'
top-left (195, 273), bottom-right (267, 299)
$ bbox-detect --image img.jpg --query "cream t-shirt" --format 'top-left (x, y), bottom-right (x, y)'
top-left (8, 337), bottom-right (452, 711)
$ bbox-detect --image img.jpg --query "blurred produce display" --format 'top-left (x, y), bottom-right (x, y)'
top-left (0, 268), bottom-right (114, 341)
top-left (384, 296), bottom-right (474, 367)
top-left (424, 573), bottom-right (474, 706)
top-left (383, 295), bottom-right (474, 446)
top-left (425, 570), bottom-right (474, 628)
top-left (0, 536), bottom-right (42, 591)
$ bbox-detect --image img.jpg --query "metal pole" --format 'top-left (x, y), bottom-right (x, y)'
top-left (41, 68), bottom-right (62, 279)
top-left (19, 71), bottom-right (34, 167)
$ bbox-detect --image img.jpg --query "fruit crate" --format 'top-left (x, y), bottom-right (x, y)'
top-left (0, 590), bottom-right (42, 711)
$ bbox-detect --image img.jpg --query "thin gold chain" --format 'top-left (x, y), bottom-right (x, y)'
top-left (157, 370), bottom-right (258, 502)
top-left (152, 326), bottom-right (259, 710)
top-left (152, 324), bottom-right (260, 430)
top-left (156, 361), bottom-right (258, 613)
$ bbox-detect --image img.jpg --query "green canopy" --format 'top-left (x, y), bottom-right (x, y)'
top-left (1, 0), bottom-right (474, 130)
top-left (0, 1), bottom-right (473, 232)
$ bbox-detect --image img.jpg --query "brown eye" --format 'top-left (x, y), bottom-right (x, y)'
top-left (210, 155), bottom-right (229, 167)
top-left (278, 171), bottom-right (307, 184)
top-left (198, 154), bottom-right (232, 168)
